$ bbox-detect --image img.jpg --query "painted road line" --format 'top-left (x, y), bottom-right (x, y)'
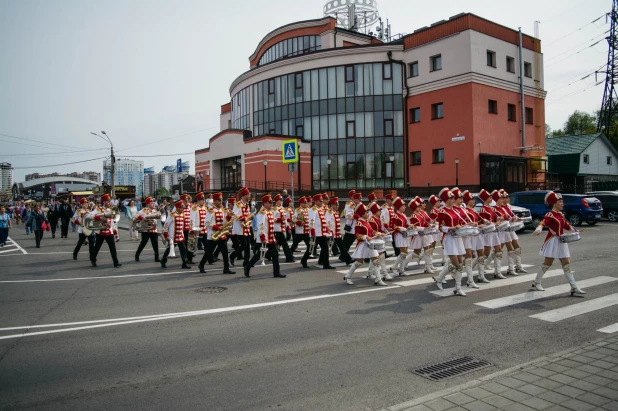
top-left (429, 267), bottom-right (553, 297)
top-left (6, 237), bottom-right (27, 254)
top-left (0, 268), bottom-right (225, 283)
top-left (476, 276), bottom-right (618, 309)
top-left (335, 259), bottom-right (444, 274)
top-left (597, 323), bottom-right (618, 334)
top-left (0, 286), bottom-right (400, 340)
top-left (530, 293), bottom-right (618, 322)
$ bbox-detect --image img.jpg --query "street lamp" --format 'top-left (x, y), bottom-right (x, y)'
top-left (263, 160), bottom-right (268, 191)
top-left (389, 155), bottom-right (395, 189)
top-left (454, 158), bottom-right (460, 187)
top-left (427, 181), bottom-right (431, 198)
top-left (327, 158), bottom-right (332, 190)
top-left (91, 131), bottom-right (115, 199)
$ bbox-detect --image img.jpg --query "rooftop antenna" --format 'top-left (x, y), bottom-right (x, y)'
top-left (323, 0), bottom-right (379, 31)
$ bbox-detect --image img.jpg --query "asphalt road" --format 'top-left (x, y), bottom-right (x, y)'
top-left (1, 222), bottom-right (617, 411)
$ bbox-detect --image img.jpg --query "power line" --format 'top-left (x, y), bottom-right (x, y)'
top-left (545, 38), bottom-right (607, 68)
top-left (121, 152), bottom-right (195, 157)
top-left (115, 126), bottom-right (218, 153)
top-left (546, 64), bottom-right (606, 89)
top-left (546, 30), bottom-right (609, 61)
top-left (544, 14), bottom-right (606, 47)
top-left (0, 132), bottom-right (104, 151)
top-left (546, 81), bottom-right (603, 105)
top-left (11, 156), bottom-right (110, 170)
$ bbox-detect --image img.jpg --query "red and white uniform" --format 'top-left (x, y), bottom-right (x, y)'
top-left (538, 210), bottom-right (574, 259)
top-left (163, 211), bottom-right (185, 243)
top-left (480, 205), bottom-right (501, 247)
top-left (391, 211), bottom-right (410, 248)
top-left (255, 209), bottom-right (275, 244)
top-left (294, 207), bottom-right (310, 235)
top-left (204, 206), bottom-right (227, 241)
top-left (325, 209), bottom-right (342, 238)
top-left (351, 218), bottom-right (379, 259)
top-left (232, 200), bottom-right (251, 236)
top-left (71, 208), bottom-right (89, 235)
top-left (183, 205), bottom-right (192, 232)
top-left (410, 212), bottom-right (432, 249)
top-left (464, 206), bottom-right (484, 250)
top-left (501, 205), bottom-right (519, 241)
top-left (190, 205), bottom-right (207, 235)
top-left (308, 206), bottom-right (329, 237)
top-left (429, 205), bottom-right (442, 242)
top-left (90, 206), bottom-right (115, 236)
top-left (273, 206), bottom-right (286, 233)
top-left (437, 207), bottom-right (465, 256)
top-left (136, 207), bottom-right (158, 233)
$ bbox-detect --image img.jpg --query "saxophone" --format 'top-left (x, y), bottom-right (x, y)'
top-left (212, 217), bottom-right (234, 241)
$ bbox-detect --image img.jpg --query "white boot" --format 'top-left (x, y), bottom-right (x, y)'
top-left (390, 254), bottom-right (403, 274)
top-left (402, 252), bottom-right (418, 271)
top-left (453, 265), bottom-right (467, 296)
top-left (417, 249), bottom-right (425, 264)
top-left (532, 264), bottom-right (550, 291)
top-left (366, 260), bottom-right (376, 279)
top-left (493, 251), bottom-right (506, 279)
top-left (506, 250), bottom-right (517, 275)
top-left (465, 258), bottom-right (479, 288)
top-left (514, 248), bottom-right (527, 273)
top-left (373, 259), bottom-right (387, 286)
top-left (398, 252), bottom-right (408, 276)
top-left (477, 256), bottom-right (491, 283)
top-left (345, 261), bottom-right (362, 285)
top-left (484, 251), bottom-right (493, 272)
top-left (380, 254), bottom-right (394, 280)
top-left (564, 264), bottom-right (586, 295)
top-left (433, 263), bottom-right (451, 290)
top-left (424, 253), bottom-right (437, 273)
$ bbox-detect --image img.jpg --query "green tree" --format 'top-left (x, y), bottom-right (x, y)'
top-left (156, 187), bottom-right (170, 197)
top-left (563, 110), bottom-right (596, 135)
top-left (545, 123), bottom-right (564, 138)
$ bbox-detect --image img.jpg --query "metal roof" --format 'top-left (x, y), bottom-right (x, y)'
top-left (17, 176), bottom-right (98, 189)
top-left (546, 133), bottom-right (600, 155)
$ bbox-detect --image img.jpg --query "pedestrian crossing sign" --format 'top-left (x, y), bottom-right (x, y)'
top-left (282, 139), bottom-right (298, 163)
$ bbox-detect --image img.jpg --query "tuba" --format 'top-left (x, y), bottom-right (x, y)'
top-left (132, 212), bottom-right (161, 232)
top-left (187, 228), bottom-right (200, 253)
top-left (82, 213), bottom-right (109, 236)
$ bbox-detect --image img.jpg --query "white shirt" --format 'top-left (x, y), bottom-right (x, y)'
top-left (344, 202), bottom-right (356, 233)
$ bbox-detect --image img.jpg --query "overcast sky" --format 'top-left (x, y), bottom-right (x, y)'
top-left (0, 0), bottom-right (610, 182)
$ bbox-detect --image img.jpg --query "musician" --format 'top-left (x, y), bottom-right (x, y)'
top-left (404, 198), bottom-right (437, 274)
top-left (368, 202), bottom-right (394, 280)
top-left (478, 189), bottom-right (506, 279)
top-left (428, 194), bottom-right (446, 267)
top-left (89, 194), bottom-right (121, 268)
top-left (134, 197), bottom-right (160, 263)
top-left (244, 194), bottom-right (286, 278)
top-left (388, 197), bottom-right (410, 276)
top-left (160, 199), bottom-right (190, 269)
top-left (500, 189), bottom-right (527, 274)
top-left (380, 194), bottom-right (397, 257)
top-left (301, 194), bottom-right (335, 269)
top-left (342, 190), bottom-right (360, 252)
top-left (273, 194), bottom-right (295, 263)
top-left (431, 188), bottom-right (467, 296)
top-left (418, 197), bottom-right (439, 273)
top-left (283, 197), bottom-right (294, 243)
top-left (226, 195), bottom-right (240, 265)
top-left (489, 190), bottom-right (516, 276)
top-left (532, 192), bottom-right (585, 295)
top-left (71, 198), bottom-right (93, 260)
top-left (232, 187), bottom-right (252, 267)
top-left (450, 188), bottom-right (479, 288)
top-left (290, 197), bottom-right (310, 253)
top-left (191, 193), bottom-right (208, 259)
top-left (325, 197), bottom-right (353, 265)
top-left (181, 194), bottom-right (195, 264)
top-left (463, 190), bottom-right (491, 284)
top-left (199, 192), bottom-right (234, 274)
top-left (343, 202), bottom-right (386, 286)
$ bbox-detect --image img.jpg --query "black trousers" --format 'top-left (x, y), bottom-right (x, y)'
top-left (73, 233), bottom-right (93, 257)
top-left (50, 218), bottom-right (58, 236)
top-left (236, 235), bottom-right (250, 266)
top-left (343, 232), bottom-right (356, 252)
top-left (275, 232), bottom-right (294, 261)
top-left (135, 232), bottom-right (160, 261)
top-left (183, 231), bottom-right (194, 262)
top-left (161, 241), bottom-right (187, 266)
top-left (334, 237), bottom-right (352, 264)
top-left (291, 232), bottom-right (309, 251)
top-left (61, 218), bottom-right (70, 237)
top-left (392, 239), bottom-right (401, 256)
top-left (91, 234), bottom-right (119, 265)
top-left (34, 229), bottom-right (44, 247)
top-left (302, 236), bottom-right (329, 267)
top-left (200, 239), bottom-right (230, 270)
top-left (247, 242), bottom-right (279, 275)
top-left (331, 239), bottom-right (340, 255)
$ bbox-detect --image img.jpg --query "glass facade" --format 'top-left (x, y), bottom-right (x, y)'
top-left (231, 87), bottom-right (250, 130)
top-left (258, 36), bottom-right (322, 66)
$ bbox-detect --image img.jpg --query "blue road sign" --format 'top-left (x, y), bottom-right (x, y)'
top-left (176, 158), bottom-right (182, 173)
top-left (282, 140), bottom-right (298, 163)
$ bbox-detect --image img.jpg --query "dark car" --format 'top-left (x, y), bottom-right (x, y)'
top-left (472, 195), bottom-right (533, 231)
top-left (510, 191), bottom-right (603, 227)
top-left (586, 191), bottom-right (618, 222)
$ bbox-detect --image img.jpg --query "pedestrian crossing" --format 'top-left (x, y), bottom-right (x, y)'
top-left (0, 237), bottom-right (27, 256)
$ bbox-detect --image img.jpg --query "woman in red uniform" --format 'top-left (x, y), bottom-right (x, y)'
top-left (344, 203), bottom-right (386, 286)
top-left (405, 198), bottom-right (436, 273)
top-left (463, 190), bottom-right (491, 284)
top-left (389, 197), bottom-right (411, 276)
top-left (532, 192), bottom-right (585, 295)
top-left (479, 189), bottom-right (506, 279)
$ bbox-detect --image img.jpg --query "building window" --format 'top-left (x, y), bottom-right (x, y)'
top-left (345, 65), bottom-right (354, 83)
top-left (383, 63), bottom-right (392, 80)
top-left (583, 154), bottom-right (590, 164)
top-left (506, 56), bottom-right (515, 73)
top-left (384, 119), bottom-right (394, 136)
top-left (296, 125), bottom-right (303, 137)
top-left (487, 50), bottom-right (496, 67)
top-left (524, 62), bottom-right (532, 78)
top-left (295, 73), bottom-right (303, 89)
top-left (346, 121), bottom-right (355, 138)
top-left (268, 79), bottom-right (275, 95)
top-left (410, 107), bottom-right (420, 123)
top-left (488, 99), bottom-right (498, 114)
top-left (432, 103), bottom-right (444, 119)
top-left (525, 107), bottom-right (533, 124)
top-left (411, 151), bottom-right (421, 165)
top-left (409, 61), bottom-right (419, 77)
top-left (508, 104), bottom-right (516, 121)
top-left (433, 148), bottom-right (445, 164)
top-left (608, 156), bottom-right (613, 165)
top-left (430, 54), bottom-right (442, 71)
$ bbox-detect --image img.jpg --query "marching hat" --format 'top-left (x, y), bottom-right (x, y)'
top-left (544, 191), bottom-right (562, 206)
top-left (322, 192), bottom-right (329, 198)
top-left (329, 197), bottom-right (339, 205)
top-left (393, 197), bottom-right (405, 209)
top-left (369, 202), bottom-right (380, 215)
top-left (239, 186), bottom-right (250, 197)
top-left (499, 189), bottom-right (509, 198)
top-left (429, 195), bottom-right (439, 206)
top-left (385, 194), bottom-right (394, 201)
top-left (409, 199), bottom-right (420, 211)
top-left (462, 190), bottom-right (474, 203)
top-left (101, 194), bottom-right (110, 202)
top-left (212, 192), bottom-right (223, 201)
top-left (79, 197), bottom-right (88, 205)
top-left (261, 194), bottom-right (272, 203)
top-left (491, 190), bottom-right (502, 202)
top-left (273, 193), bottom-right (282, 202)
top-left (144, 197), bottom-right (154, 205)
top-left (174, 199), bottom-right (184, 209)
top-left (313, 194), bottom-right (323, 202)
top-left (367, 192), bottom-right (376, 202)
top-left (348, 189), bottom-right (356, 198)
top-left (299, 196), bottom-right (307, 205)
top-left (439, 188), bottom-right (453, 203)
top-left (478, 189), bottom-right (491, 203)
top-left (353, 192), bottom-right (362, 200)
top-left (451, 187), bottom-right (462, 199)
top-left (227, 196), bottom-right (236, 204)
top-left (195, 192), bottom-right (205, 201)
top-left (183, 193), bottom-right (191, 200)
top-left (355, 202), bottom-right (367, 216)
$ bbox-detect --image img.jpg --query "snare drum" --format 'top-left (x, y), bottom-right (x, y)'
top-left (509, 221), bottom-right (524, 232)
top-left (419, 227), bottom-right (438, 236)
top-left (480, 224), bottom-right (496, 234)
top-left (497, 221), bottom-right (511, 232)
top-left (368, 239), bottom-right (386, 251)
top-left (453, 227), bottom-right (480, 237)
top-left (406, 227), bottom-right (418, 237)
top-left (382, 234), bottom-right (393, 243)
top-left (559, 232), bottom-right (581, 243)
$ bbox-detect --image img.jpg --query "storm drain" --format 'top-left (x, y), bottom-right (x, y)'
top-left (411, 356), bottom-right (492, 381)
top-left (194, 286), bottom-right (227, 293)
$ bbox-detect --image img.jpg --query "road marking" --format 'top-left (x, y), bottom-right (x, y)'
top-left (335, 259), bottom-right (445, 274)
top-left (0, 268), bottom-right (224, 283)
top-left (429, 268), bottom-right (556, 297)
top-left (597, 323), bottom-right (618, 334)
top-left (530, 293), bottom-right (618, 322)
top-left (475, 276), bottom-right (618, 308)
top-left (0, 286), bottom-right (400, 340)
top-left (6, 237), bottom-right (27, 254)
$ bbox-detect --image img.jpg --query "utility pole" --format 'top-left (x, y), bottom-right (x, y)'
top-left (110, 145), bottom-right (115, 199)
top-left (91, 131), bottom-right (115, 199)
top-left (597, 0), bottom-right (618, 139)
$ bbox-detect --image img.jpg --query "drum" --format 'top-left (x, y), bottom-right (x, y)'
top-left (419, 227), bottom-right (438, 236)
top-left (453, 227), bottom-right (480, 237)
top-left (382, 234), bottom-right (393, 243)
top-left (403, 228), bottom-right (417, 238)
top-left (368, 239), bottom-right (386, 250)
top-left (559, 232), bottom-right (581, 243)
top-left (497, 221), bottom-right (511, 231)
top-left (509, 221), bottom-right (524, 232)
top-left (480, 224), bottom-right (496, 234)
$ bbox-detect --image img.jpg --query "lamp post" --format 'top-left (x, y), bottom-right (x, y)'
top-left (427, 181), bottom-right (431, 198)
top-left (91, 131), bottom-right (115, 199)
top-left (389, 154), bottom-right (395, 189)
top-left (327, 158), bottom-right (332, 190)
top-left (454, 158), bottom-right (460, 187)
top-left (263, 160), bottom-right (268, 191)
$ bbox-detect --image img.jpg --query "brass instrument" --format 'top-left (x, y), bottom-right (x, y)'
top-left (111, 206), bottom-right (120, 223)
top-left (260, 243), bottom-right (268, 266)
top-left (82, 208), bottom-right (116, 237)
top-left (212, 217), bottom-right (234, 241)
top-left (187, 228), bottom-right (200, 253)
top-left (160, 233), bottom-right (170, 248)
top-left (132, 212), bottom-right (162, 232)
top-left (242, 211), bottom-right (256, 228)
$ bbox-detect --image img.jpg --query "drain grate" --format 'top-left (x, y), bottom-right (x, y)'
top-left (411, 356), bottom-right (492, 381)
top-left (194, 286), bottom-right (227, 293)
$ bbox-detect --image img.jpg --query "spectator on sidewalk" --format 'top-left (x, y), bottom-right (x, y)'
top-left (0, 206), bottom-right (11, 247)
top-left (25, 204), bottom-right (48, 248)
top-left (197, 172), bottom-right (203, 192)
top-left (126, 200), bottom-right (140, 241)
top-left (47, 201), bottom-right (59, 238)
top-left (58, 199), bottom-right (72, 238)
top-left (21, 204), bottom-right (32, 235)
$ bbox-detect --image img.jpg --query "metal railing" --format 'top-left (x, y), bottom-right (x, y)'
top-left (203, 179), bottom-right (312, 194)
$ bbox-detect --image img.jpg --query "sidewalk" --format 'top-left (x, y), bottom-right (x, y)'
top-left (383, 335), bottom-right (618, 411)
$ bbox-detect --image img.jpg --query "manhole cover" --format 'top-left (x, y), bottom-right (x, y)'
top-left (194, 286), bottom-right (227, 293)
top-left (411, 356), bottom-right (492, 381)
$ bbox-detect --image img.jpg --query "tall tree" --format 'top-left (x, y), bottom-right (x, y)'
top-left (563, 110), bottom-right (596, 135)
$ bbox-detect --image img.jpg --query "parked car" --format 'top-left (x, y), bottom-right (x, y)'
top-left (472, 195), bottom-right (533, 232)
top-left (586, 191), bottom-right (618, 222)
top-left (509, 191), bottom-right (603, 227)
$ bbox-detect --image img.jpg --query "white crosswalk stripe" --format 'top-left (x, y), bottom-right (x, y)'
top-left (475, 276), bottom-right (618, 308)
top-left (597, 323), bottom-right (618, 334)
top-left (0, 237), bottom-right (27, 256)
top-left (529, 293), bottom-right (618, 322)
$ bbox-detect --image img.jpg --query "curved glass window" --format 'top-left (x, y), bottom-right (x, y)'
top-left (231, 86), bottom-right (250, 130)
top-left (258, 35), bottom-right (322, 66)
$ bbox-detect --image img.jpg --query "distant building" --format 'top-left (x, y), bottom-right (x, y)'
top-left (25, 171), bottom-right (100, 183)
top-left (103, 158), bottom-right (144, 198)
top-left (162, 161), bottom-right (190, 173)
top-left (143, 164), bottom-right (193, 197)
top-left (0, 162), bottom-right (13, 193)
top-left (12, 176), bottom-right (99, 200)
top-left (143, 167), bottom-right (155, 198)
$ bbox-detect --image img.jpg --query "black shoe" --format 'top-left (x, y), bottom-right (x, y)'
top-left (161, 262), bottom-right (167, 268)
top-left (230, 261), bottom-right (236, 268)
top-left (182, 264), bottom-right (191, 269)
top-left (154, 258), bottom-right (160, 262)
top-left (73, 254), bottom-right (77, 261)
top-left (301, 262), bottom-right (309, 268)
top-left (135, 256), bottom-right (140, 262)
top-left (285, 258), bottom-right (296, 263)
top-left (207, 260), bottom-right (216, 265)
top-left (91, 260), bottom-right (97, 267)
top-left (274, 273), bottom-right (286, 278)
top-left (223, 269), bottom-right (236, 274)
top-left (332, 252), bottom-right (340, 256)
top-left (323, 265), bottom-right (336, 269)
top-left (244, 266), bottom-right (251, 278)
top-left (199, 264), bottom-right (206, 273)
top-left (213, 258), bottom-right (220, 262)
top-left (114, 263), bottom-right (122, 268)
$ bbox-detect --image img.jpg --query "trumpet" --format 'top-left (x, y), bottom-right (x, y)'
top-left (309, 236), bottom-right (316, 255)
top-left (260, 243), bottom-right (268, 266)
